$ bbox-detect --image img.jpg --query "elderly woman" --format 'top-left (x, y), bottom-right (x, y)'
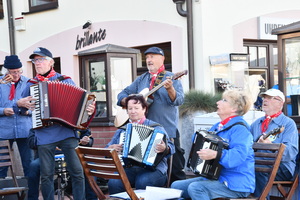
top-left (106, 94), bottom-right (175, 195)
top-left (171, 90), bottom-right (255, 200)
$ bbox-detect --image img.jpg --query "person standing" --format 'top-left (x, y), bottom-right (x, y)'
top-left (14, 47), bottom-right (95, 200)
top-left (171, 90), bottom-right (255, 200)
top-left (117, 47), bottom-right (186, 183)
top-left (0, 55), bottom-right (33, 178)
top-left (250, 88), bottom-right (298, 198)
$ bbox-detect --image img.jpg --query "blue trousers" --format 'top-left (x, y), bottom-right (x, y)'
top-left (254, 164), bottom-right (293, 199)
top-left (0, 138), bottom-right (33, 178)
top-left (108, 166), bottom-right (167, 195)
top-left (38, 138), bottom-right (85, 200)
top-left (171, 177), bottom-right (250, 200)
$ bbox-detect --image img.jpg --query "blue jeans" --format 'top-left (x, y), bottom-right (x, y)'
top-left (28, 158), bottom-right (40, 200)
top-left (38, 137), bottom-right (85, 200)
top-left (171, 177), bottom-right (250, 200)
top-left (27, 157), bottom-right (97, 200)
top-left (0, 138), bottom-right (33, 178)
top-left (254, 164), bottom-right (293, 199)
top-left (108, 166), bottom-right (167, 194)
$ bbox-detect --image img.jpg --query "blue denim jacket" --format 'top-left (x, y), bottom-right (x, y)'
top-left (0, 75), bottom-right (31, 139)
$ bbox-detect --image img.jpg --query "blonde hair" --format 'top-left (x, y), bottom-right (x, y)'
top-left (223, 90), bottom-right (252, 116)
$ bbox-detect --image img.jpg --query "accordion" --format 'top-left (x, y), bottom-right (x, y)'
top-left (122, 123), bottom-right (166, 171)
top-left (187, 130), bottom-right (229, 180)
top-left (30, 81), bottom-right (95, 129)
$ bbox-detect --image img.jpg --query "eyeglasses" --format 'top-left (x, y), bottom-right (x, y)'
top-left (8, 70), bottom-right (23, 75)
top-left (262, 96), bottom-right (282, 101)
top-left (31, 57), bottom-right (48, 64)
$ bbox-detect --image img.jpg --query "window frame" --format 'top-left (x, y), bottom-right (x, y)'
top-left (28, 0), bottom-right (58, 13)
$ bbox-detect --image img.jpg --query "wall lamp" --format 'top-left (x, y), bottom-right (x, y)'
top-left (82, 21), bottom-right (92, 29)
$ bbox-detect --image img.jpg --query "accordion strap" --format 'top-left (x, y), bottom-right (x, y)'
top-left (208, 141), bottom-right (224, 177)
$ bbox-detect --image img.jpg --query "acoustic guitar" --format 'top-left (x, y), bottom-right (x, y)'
top-left (256, 126), bottom-right (285, 142)
top-left (114, 70), bottom-right (188, 128)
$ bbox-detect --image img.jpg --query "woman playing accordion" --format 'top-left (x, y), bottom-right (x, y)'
top-left (172, 90), bottom-right (255, 200)
top-left (106, 94), bottom-right (175, 195)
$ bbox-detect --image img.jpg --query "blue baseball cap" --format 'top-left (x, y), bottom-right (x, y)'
top-left (29, 47), bottom-right (53, 59)
top-left (144, 47), bottom-right (164, 56)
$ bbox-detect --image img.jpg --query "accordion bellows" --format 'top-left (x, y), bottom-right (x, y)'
top-left (30, 81), bottom-right (95, 129)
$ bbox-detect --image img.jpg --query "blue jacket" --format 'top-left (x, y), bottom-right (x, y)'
top-left (117, 71), bottom-right (184, 138)
top-left (250, 113), bottom-right (298, 176)
top-left (13, 73), bottom-right (78, 145)
top-left (0, 75), bottom-right (32, 139)
top-left (106, 119), bottom-right (175, 174)
top-left (209, 116), bottom-right (255, 193)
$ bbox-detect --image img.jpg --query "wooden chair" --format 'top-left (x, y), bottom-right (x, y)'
top-left (75, 146), bottom-right (140, 200)
top-left (270, 161), bottom-right (299, 200)
top-left (166, 154), bottom-right (173, 188)
top-left (0, 140), bottom-right (27, 200)
top-left (214, 142), bottom-right (286, 200)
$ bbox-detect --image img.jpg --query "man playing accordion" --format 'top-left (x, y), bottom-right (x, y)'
top-left (106, 94), bottom-right (175, 195)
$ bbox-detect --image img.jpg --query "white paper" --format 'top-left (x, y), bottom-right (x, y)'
top-left (109, 186), bottom-right (182, 200)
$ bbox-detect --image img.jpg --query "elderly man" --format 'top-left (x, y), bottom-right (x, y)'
top-left (0, 55), bottom-right (33, 178)
top-left (117, 47), bottom-right (186, 183)
top-left (15, 47), bottom-right (95, 200)
top-left (250, 88), bottom-right (298, 198)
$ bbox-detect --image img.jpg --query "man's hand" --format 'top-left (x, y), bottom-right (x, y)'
top-left (79, 136), bottom-right (90, 145)
top-left (87, 101), bottom-right (96, 115)
top-left (258, 134), bottom-right (272, 143)
top-left (17, 96), bottom-right (36, 110)
top-left (4, 108), bottom-right (15, 116)
top-left (164, 77), bottom-right (176, 101)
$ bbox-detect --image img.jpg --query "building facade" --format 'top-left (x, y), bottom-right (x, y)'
top-left (1, 0), bottom-right (300, 147)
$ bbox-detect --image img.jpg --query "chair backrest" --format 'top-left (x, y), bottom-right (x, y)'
top-left (253, 142), bottom-right (286, 200)
top-left (214, 142), bottom-right (286, 200)
top-left (0, 140), bottom-right (27, 199)
top-left (75, 146), bottom-right (140, 200)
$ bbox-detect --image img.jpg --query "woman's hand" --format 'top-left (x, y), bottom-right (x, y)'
top-left (156, 140), bottom-right (167, 153)
top-left (197, 148), bottom-right (217, 160)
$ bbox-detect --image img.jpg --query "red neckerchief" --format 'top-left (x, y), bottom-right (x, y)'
top-left (129, 116), bottom-right (146, 124)
top-left (8, 79), bottom-right (19, 100)
top-left (261, 111), bottom-right (282, 133)
top-left (218, 115), bottom-right (238, 130)
top-left (149, 65), bottom-right (165, 90)
top-left (35, 68), bottom-right (56, 81)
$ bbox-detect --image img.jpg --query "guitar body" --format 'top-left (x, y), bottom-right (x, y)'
top-left (114, 106), bottom-right (129, 128)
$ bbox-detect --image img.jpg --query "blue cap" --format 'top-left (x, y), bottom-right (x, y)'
top-left (4, 55), bottom-right (22, 69)
top-left (144, 47), bottom-right (164, 56)
top-left (29, 47), bottom-right (53, 59)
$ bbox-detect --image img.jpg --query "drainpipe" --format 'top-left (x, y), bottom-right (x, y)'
top-left (6, 0), bottom-right (16, 54)
top-left (173, 0), bottom-right (195, 89)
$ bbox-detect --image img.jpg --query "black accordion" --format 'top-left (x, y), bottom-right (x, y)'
top-left (122, 123), bottom-right (166, 171)
top-left (187, 130), bottom-right (229, 180)
top-left (30, 81), bottom-right (95, 129)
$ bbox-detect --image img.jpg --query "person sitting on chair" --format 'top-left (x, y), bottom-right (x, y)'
top-left (106, 94), bottom-right (175, 195)
top-left (250, 88), bottom-right (298, 199)
top-left (171, 90), bottom-right (255, 200)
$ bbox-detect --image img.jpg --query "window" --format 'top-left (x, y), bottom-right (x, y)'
top-left (243, 39), bottom-right (278, 89)
top-left (28, 0), bottom-right (58, 13)
top-left (0, 0), bottom-right (3, 19)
